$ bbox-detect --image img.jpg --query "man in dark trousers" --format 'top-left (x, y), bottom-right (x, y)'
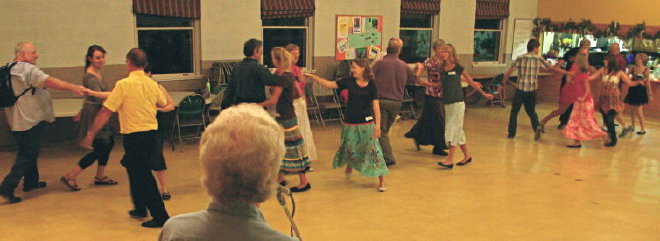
top-left (371, 38), bottom-right (417, 166)
top-left (81, 48), bottom-right (171, 228)
top-left (0, 41), bottom-right (88, 204)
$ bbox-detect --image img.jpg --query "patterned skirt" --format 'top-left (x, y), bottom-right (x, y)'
top-left (278, 118), bottom-right (311, 174)
top-left (597, 86), bottom-right (623, 113)
top-left (333, 122), bottom-right (388, 177)
top-left (563, 96), bottom-right (607, 141)
top-left (293, 98), bottom-right (317, 160)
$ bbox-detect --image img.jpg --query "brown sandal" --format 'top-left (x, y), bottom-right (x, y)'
top-left (94, 176), bottom-right (118, 185)
top-left (60, 176), bottom-right (81, 191)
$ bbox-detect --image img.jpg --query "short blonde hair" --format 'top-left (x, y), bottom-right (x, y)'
top-left (636, 53), bottom-right (649, 64)
top-left (199, 103), bottom-right (284, 204)
top-left (271, 47), bottom-right (293, 70)
top-left (432, 39), bottom-right (446, 51)
top-left (15, 41), bottom-right (32, 55)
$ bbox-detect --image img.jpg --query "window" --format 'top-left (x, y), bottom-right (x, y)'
top-left (136, 14), bottom-right (199, 76)
top-left (262, 17), bottom-right (311, 68)
top-left (399, 14), bottom-right (434, 63)
top-left (473, 19), bottom-right (503, 62)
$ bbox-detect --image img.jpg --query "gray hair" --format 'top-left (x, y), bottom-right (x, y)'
top-left (15, 41), bottom-right (32, 55)
top-left (432, 39), bottom-right (446, 50)
top-left (199, 103), bottom-right (284, 204)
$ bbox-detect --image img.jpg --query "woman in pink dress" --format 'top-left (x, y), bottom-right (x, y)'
top-left (562, 52), bottom-right (608, 148)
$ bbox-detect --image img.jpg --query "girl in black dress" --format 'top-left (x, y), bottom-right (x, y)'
top-left (624, 53), bottom-right (652, 134)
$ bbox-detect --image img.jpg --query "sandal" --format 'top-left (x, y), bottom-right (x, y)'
top-left (60, 176), bottom-right (81, 191)
top-left (94, 176), bottom-right (118, 185)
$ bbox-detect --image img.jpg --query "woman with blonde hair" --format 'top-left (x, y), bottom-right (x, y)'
top-left (624, 53), bottom-right (653, 134)
top-left (561, 51), bottom-right (608, 148)
top-left (304, 58), bottom-right (388, 192)
top-left (434, 44), bottom-right (493, 168)
top-left (159, 104), bottom-right (297, 241)
top-left (260, 47), bottom-right (311, 192)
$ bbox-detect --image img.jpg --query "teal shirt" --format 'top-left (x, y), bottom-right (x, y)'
top-left (159, 201), bottom-right (298, 241)
top-left (440, 64), bottom-right (465, 104)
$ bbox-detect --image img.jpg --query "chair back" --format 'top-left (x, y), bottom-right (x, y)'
top-left (178, 95), bottom-right (205, 115)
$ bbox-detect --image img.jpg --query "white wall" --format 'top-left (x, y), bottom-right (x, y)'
top-left (438, 0), bottom-right (477, 55)
top-left (506, 0), bottom-right (537, 55)
top-left (0, 0), bottom-right (134, 67)
top-left (201, 0), bottom-right (262, 61)
top-left (314, 0), bottom-right (400, 57)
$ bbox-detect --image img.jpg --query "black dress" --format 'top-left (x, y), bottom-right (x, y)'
top-left (624, 68), bottom-right (649, 106)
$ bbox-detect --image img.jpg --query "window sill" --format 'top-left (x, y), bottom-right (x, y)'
top-left (472, 62), bottom-right (507, 68)
top-left (152, 74), bottom-right (205, 82)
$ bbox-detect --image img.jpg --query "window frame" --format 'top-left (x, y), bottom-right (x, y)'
top-left (399, 14), bottom-right (437, 63)
top-left (262, 16), bottom-right (314, 69)
top-left (134, 15), bottom-right (202, 81)
top-left (473, 18), bottom-right (507, 64)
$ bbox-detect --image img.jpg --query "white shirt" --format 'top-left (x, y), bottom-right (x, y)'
top-left (4, 62), bottom-right (53, 131)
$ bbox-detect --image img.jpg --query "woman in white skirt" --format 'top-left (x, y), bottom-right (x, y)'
top-left (435, 44), bottom-right (493, 168)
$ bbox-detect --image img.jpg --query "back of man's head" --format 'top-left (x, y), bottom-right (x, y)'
top-left (386, 38), bottom-right (403, 55)
top-left (527, 39), bottom-right (540, 53)
top-left (243, 39), bottom-right (263, 57)
top-left (126, 48), bottom-right (148, 68)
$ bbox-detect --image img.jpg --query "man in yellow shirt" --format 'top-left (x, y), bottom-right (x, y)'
top-left (81, 48), bottom-right (170, 228)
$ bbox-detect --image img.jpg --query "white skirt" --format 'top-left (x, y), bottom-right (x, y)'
top-left (293, 98), bottom-right (318, 160)
top-left (444, 102), bottom-right (467, 147)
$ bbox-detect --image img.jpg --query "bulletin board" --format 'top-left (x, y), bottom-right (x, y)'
top-left (335, 15), bottom-right (383, 60)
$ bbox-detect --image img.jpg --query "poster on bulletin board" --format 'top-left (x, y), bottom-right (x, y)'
top-left (336, 15), bottom-right (383, 60)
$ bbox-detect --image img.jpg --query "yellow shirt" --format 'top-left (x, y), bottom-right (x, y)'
top-left (103, 70), bottom-right (166, 134)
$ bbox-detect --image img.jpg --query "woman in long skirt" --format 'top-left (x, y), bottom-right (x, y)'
top-left (305, 58), bottom-right (388, 192)
top-left (284, 44), bottom-right (317, 162)
top-left (562, 51), bottom-right (608, 147)
top-left (261, 47), bottom-right (311, 192)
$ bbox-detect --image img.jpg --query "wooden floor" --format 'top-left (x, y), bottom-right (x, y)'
top-left (0, 103), bottom-right (658, 241)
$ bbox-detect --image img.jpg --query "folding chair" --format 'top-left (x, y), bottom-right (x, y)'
top-left (172, 94), bottom-right (207, 144)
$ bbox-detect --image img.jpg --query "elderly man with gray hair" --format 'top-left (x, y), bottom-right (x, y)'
top-left (159, 104), bottom-right (298, 241)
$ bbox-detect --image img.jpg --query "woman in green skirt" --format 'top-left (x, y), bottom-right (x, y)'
top-left (304, 58), bottom-right (388, 192)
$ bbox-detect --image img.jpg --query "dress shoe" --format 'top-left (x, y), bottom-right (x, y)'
top-left (385, 162), bottom-right (396, 167)
top-left (557, 123), bottom-right (566, 129)
top-left (604, 141), bottom-right (617, 147)
top-left (432, 147), bottom-right (448, 156)
top-left (437, 162), bottom-right (453, 169)
top-left (290, 183), bottom-right (311, 192)
top-left (507, 133), bottom-right (515, 139)
top-left (566, 144), bottom-right (582, 148)
top-left (278, 180), bottom-right (288, 186)
top-left (141, 219), bottom-right (166, 228)
top-left (534, 126), bottom-right (544, 141)
top-left (161, 192), bottom-right (171, 201)
top-left (0, 189), bottom-right (21, 204)
top-left (636, 131), bottom-right (646, 135)
top-left (456, 157), bottom-right (472, 166)
top-left (129, 209), bottom-right (147, 219)
top-left (23, 181), bottom-right (47, 192)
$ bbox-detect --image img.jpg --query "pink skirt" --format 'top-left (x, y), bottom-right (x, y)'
top-left (563, 96), bottom-right (607, 141)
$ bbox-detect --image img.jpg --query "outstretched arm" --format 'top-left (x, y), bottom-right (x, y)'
top-left (259, 86), bottom-right (283, 107)
top-left (44, 77), bottom-right (88, 96)
top-left (462, 71), bottom-right (493, 99)
top-left (303, 73), bottom-right (339, 89)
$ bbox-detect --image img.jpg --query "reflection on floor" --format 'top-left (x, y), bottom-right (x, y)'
top-left (0, 103), bottom-right (658, 240)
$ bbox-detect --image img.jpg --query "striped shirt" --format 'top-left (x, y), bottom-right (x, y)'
top-left (511, 53), bottom-right (552, 92)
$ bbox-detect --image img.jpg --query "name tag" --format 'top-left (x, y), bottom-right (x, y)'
top-left (448, 71), bottom-right (456, 75)
top-left (365, 116), bottom-right (373, 121)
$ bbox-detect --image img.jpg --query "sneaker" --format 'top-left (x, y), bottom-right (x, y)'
top-left (161, 192), bottom-right (171, 201)
top-left (23, 181), bottom-right (47, 192)
top-left (141, 219), bottom-right (166, 228)
top-left (619, 126), bottom-right (633, 138)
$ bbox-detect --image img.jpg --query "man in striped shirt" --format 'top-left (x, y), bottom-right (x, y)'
top-left (503, 39), bottom-right (569, 139)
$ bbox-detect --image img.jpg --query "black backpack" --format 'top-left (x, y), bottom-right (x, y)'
top-left (0, 62), bottom-right (35, 108)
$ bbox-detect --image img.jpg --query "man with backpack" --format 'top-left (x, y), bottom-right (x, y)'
top-left (0, 41), bottom-right (88, 204)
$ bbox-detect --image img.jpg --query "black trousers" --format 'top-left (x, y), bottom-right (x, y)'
top-left (0, 122), bottom-right (45, 193)
top-left (559, 104), bottom-right (574, 126)
top-left (508, 90), bottom-right (540, 136)
top-left (121, 130), bottom-right (169, 222)
top-left (78, 137), bottom-right (115, 169)
top-left (601, 110), bottom-right (618, 145)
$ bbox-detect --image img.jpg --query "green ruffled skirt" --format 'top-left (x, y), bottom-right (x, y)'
top-left (333, 122), bottom-right (388, 177)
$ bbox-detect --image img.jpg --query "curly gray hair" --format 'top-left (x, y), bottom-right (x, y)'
top-left (199, 103), bottom-right (284, 204)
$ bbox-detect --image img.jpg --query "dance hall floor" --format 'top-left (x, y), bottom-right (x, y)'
top-left (0, 103), bottom-right (658, 240)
